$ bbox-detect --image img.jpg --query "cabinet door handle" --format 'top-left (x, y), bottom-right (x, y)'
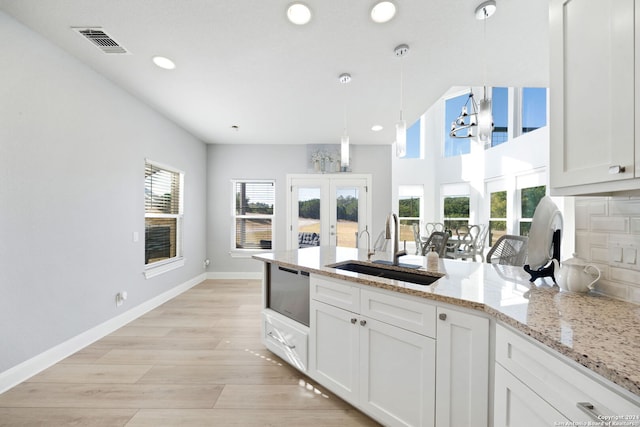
top-left (439, 313), bottom-right (447, 321)
top-left (350, 318), bottom-right (357, 324)
top-left (576, 402), bottom-right (603, 421)
top-left (267, 331), bottom-right (296, 349)
top-left (360, 320), bottom-right (367, 326)
top-left (608, 165), bottom-right (626, 174)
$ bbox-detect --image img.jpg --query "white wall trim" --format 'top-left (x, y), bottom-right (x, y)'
top-left (0, 273), bottom-right (206, 394)
top-left (206, 271), bottom-right (262, 280)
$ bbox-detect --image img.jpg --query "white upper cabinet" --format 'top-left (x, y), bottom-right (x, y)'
top-left (550, 0), bottom-right (638, 195)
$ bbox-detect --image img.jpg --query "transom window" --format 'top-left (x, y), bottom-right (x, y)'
top-left (491, 87), bottom-right (509, 146)
top-left (444, 92), bottom-right (472, 158)
top-left (522, 87), bottom-right (547, 134)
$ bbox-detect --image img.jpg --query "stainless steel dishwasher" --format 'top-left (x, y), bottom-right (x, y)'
top-left (266, 263), bottom-right (310, 326)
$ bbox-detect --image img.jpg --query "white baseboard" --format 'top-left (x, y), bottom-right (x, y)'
top-left (0, 273), bottom-right (206, 394)
top-left (206, 271), bottom-right (263, 280)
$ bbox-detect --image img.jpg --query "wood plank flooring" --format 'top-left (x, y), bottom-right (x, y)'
top-left (0, 279), bottom-right (380, 426)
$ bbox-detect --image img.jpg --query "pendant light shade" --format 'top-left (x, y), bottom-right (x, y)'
top-left (339, 73), bottom-right (352, 171)
top-left (477, 97), bottom-right (493, 143)
top-left (341, 135), bottom-right (350, 167)
top-left (394, 44), bottom-right (409, 158)
top-left (395, 120), bottom-right (407, 157)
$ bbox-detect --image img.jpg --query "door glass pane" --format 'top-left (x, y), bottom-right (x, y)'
top-left (335, 187), bottom-right (359, 248)
top-left (297, 187), bottom-right (321, 248)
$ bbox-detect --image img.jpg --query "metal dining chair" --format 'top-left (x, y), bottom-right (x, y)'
top-left (422, 231), bottom-right (450, 257)
top-left (450, 224), bottom-right (481, 261)
top-left (486, 234), bottom-right (529, 266)
top-left (412, 223), bottom-right (427, 255)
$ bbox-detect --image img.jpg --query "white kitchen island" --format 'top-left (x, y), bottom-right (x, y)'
top-left (254, 246), bottom-right (640, 427)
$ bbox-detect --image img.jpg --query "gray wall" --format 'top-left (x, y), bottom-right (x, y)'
top-left (0, 12), bottom-right (207, 372)
top-left (206, 144), bottom-right (392, 274)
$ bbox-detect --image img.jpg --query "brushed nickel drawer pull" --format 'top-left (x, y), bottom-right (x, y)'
top-left (360, 319), bottom-right (367, 326)
top-left (576, 402), bottom-right (602, 421)
top-left (267, 331), bottom-right (296, 349)
top-left (439, 313), bottom-right (447, 321)
top-left (351, 318), bottom-right (357, 324)
top-left (608, 165), bottom-right (626, 174)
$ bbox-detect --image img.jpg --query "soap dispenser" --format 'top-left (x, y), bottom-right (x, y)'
top-left (427, 245), bottom-right (439, 272)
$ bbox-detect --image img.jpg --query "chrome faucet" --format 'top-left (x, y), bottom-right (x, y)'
top-left (385, 212), bottom-right (407, 265)
top-left (359, 226), bottom-right (375, 260)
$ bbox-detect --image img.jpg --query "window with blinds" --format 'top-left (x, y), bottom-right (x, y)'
top-left (145, 161), bottom-right (183, 265)
top-left (233, 180), bottom-right (275, 250)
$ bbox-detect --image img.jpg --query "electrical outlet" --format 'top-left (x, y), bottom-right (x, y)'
top-left (623, 247), bottom-right (637, 265)
top-left (115, 291), bottom-right (128, 307)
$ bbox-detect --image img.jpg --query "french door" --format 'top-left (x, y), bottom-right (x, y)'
top-left (287, 174), bottom-right (371, 250)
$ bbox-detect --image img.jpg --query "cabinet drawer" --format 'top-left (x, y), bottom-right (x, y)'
top-left (360, 288), bottom-right (436, 337)
top-left (494, 363), bottom-right (568, 427)
top-left (310, 275), bottom-right (359, 313)
top-left (263, 310), bottom-right (308, 372)
top-left (496, 324), bottom-right (640, 421)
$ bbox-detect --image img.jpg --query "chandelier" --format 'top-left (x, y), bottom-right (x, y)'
top-left (449, 86), bottom-right (493, 142)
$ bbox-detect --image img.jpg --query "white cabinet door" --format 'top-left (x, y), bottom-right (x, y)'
top-left (308, 299), bottom-right (359, 403)
top-left (494, 364), bottom-right (569, 427)
top-left (550, 0), bottom-right (635, 192)
top-left (359, 317), bottom-right (436, 427)
top-left (435, 307), bottom-right (489, 427)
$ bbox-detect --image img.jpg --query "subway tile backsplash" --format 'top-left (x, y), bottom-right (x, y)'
top-left (575, 197), bottom-right (640, 304)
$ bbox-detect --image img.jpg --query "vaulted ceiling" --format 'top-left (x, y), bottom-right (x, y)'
top-left (0, 0), bottom-right (549, 145)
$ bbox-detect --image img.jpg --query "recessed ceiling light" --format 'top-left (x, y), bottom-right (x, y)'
top-left (371, 125), bottom-right (384, 132)
top-left (287, 3), bottom-right (312, 25)
top-left (152, 56), bottom-right (176, 70)
top-left (371, 1), bottom-right (396, 23)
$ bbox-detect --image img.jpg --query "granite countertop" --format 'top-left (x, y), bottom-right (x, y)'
top-left (254, 246), bottom-right (640, 398)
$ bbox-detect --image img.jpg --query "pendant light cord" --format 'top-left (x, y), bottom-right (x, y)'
top-left (399, 56), bottom-right (404, 121)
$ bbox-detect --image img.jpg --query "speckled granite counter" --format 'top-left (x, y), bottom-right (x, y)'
top-left (254, 246), bottom-right (640, 398)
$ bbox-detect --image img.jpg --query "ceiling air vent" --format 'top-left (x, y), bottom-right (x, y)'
top-left (72, 27), bottom-right (129, 54)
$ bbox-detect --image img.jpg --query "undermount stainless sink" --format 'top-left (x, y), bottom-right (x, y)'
top-left (328, 260), bottom-right (443, 286)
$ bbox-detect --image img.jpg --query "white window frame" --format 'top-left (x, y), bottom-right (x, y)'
top-left (144, 159), bottom-right (185, 279)
top-left (231, 179), bottom-right (276, 257)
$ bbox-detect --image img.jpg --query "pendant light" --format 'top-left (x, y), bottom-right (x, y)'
top-left (339, 73), bottom-right (352, 171)
top-left (394, 44), bottom-right (409, 158)
top-left (448, 1), bottom-right (496, 143)
top-left (476, 0), bottom-right (496, 144)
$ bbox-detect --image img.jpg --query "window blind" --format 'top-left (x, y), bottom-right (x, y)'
top-left (145, 163), bottom-right (180, 215)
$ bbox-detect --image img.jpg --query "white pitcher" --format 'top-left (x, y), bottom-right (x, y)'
top-left (553, 255), bottom-right (601, 293)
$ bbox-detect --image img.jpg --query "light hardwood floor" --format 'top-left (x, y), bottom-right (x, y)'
top-left (0, 279), bottom-right (381, 426)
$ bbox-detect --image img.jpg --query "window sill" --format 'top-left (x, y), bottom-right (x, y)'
top-left (144, 257), bottom-right (185, 279)
top-left (230, 250), bottom-right (271, 259)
